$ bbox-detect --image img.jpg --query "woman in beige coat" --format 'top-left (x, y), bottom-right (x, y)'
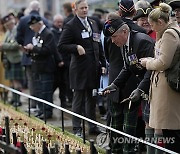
top-left (141, 3), bottom-right (180, 153)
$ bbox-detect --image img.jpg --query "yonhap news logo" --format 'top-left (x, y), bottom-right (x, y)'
top-left (112, 137), bottom-right (175, 144)
top-left (96, 133), bottom-right (175, 147)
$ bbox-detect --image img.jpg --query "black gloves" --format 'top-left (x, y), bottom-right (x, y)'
top-left (129, 88), bottom-right (143, 102)
top-left (100, 83), bottom-right (117, 95)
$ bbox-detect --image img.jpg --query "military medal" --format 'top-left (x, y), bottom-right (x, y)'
top-left (128, 54), bottom-right (139, 65)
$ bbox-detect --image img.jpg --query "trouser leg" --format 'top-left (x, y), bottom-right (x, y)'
top-left (123, 108), bottom-right (139, 154)
top-left (145, 128), bottom-right (155, 154)
top-left (85, 90), bottom-right (97, 129)
top-left (26, 66), bottom-right (36, 108)
top-left (72, 90), bottom-right (84, 130)
top-left (109, 100), bottom-right (124, 154)
top-left (41, 73), bottom-right (54, 115)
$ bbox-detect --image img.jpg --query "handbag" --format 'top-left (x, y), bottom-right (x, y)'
top-left (2, 52), bottom-right (11, 70)
top-left (165, 28), bottom-right (180, 92)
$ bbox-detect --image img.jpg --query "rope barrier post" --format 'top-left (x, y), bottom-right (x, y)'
top-left (3, 88), bottom-right (5, 104)
top-left (76, 148), bottom-right (81, 154)
top-left (90, 139), bottom-right (97, 154)
top-left (106, 147), bottom-right (111, 154)
top-left (31, 148), bottom-right (36, 154)
top-left (28, 98), bottom-right (31, 117)
top-left (82, 119), bottom-right (86, 144)
top-left (50, 147), bottom-right (55, 154)
top-left (5, 117), bottom-right (10, 145)
top-left (15, 101), bottom-right (17, 111)
top-left (43, 103), bottom-right (47, 124)
top-left (61, 106), bottom-right (64, 132)
top-left (12, 133), bottom-right (17, 146)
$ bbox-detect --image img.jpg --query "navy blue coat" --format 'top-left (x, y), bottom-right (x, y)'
top-left (16, 10), bottom-right (49, 66)
top-left (29, 27), bottom-right (56, 73)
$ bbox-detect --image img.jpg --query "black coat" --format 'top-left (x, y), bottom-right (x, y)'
top-left (51, 25), bottom-right (70, 68)
top-left (104, 37), bottom-right (124, 102)
top-left (58, 16), bottom-right (106, 90)
top-left (122, 17), bottom-right (146, 34)
top-left (104, 20), bottom-right (147, 102)
top-left (30, 27), bottom-right (56, 73)
top-left (113, 31), bottom-right (154, 94)
top-left (50, 26), bottom-right (63, 66)
top-left (63, 13), bottom-right (74, 25)
top-left (16, 10), bottom-right (49, 66)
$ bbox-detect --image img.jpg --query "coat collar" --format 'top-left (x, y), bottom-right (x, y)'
top-left (74, 16), bottom-right (93, 31)
top-left (156, 22), bottom-right (178, 40)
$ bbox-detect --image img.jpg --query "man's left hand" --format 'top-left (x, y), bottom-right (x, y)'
top-left (25, 43), bottom-right (34, 51)
top-left (129, 89), bottom-right (142, 102)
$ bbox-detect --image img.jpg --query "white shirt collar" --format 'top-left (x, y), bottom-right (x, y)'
top-left (77, 16), bottom-right (88, 25)
top-left (38, 25), bottom-right (46, 34)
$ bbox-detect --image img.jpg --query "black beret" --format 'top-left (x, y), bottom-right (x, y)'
top-left (95, 8), bottom-right (105, 14)
top-left (133, 7), bottom-right (152, 21)
top-left (28, 15), bottom-right (42, 25)
top-left (103, 18), bottom-right (125, 37)
top-left (169, 0), bottom-right (180, 11)
top-left (119, 0), bottom-right (135, 13)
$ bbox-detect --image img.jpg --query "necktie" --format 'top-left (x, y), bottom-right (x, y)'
top-left (35, 33), bottom-right (40, 38)
top-left (123, 45), bottom-right (129, 65)
top-left (83, 20), bottom-right (92, 35)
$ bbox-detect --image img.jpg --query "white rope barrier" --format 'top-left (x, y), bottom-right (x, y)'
top-left (0, 84), bottom-right (178, 154)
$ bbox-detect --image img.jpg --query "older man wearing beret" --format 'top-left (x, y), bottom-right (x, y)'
top-left (103, 17), bottom-right (154, 154)
top-left (169, 0), bottom-right (180, 27)
top-left (24, 15), bottom-right (58, 120)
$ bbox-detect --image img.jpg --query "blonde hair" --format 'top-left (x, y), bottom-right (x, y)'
top-left (148, 3), bottom-right (171, 23)
top-left (74, 0), bottom-right (86, 9)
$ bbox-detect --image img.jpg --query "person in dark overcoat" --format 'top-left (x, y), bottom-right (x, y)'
top-left (50, 14), bottom-right (71, 108)
top-left (24, 15), bottom-right (57, 119)
top-left (16, 0), bottom-right (49, 110)
top-left (58, 0), bottom-right (106, 136)
top-left (102, 17), bottom-right (154, 154)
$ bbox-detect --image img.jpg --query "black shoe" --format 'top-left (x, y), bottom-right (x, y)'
top-left (13, 102), bottom-right (22, 107)
top-left (61, 101), bottom-right (72, 108)
top-left (89, 127), bottom-right (101, 135)
top-left (9, 100), bottom-right (15, 104)
top-left (37, 113), bottom-right (52, 120)
top-left (99, 106), bottom-right (106, 115)
top-left (35, 112), bottom-right (43, 117)
top-left (73, 127), bottom-right (82, 137)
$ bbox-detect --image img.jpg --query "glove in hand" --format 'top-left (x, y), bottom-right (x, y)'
top-left (129, 89), bottom-right (142, 102)
top-left (101, 83), bottom-right (117, 95)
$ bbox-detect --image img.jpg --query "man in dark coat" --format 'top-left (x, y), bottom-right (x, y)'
top-left (50, 14), bottom-right (71, 108)
top-left (118, 0), bottom-right (146, 34)
top-left (103, 17), bottom-right (154, 154)
top-left (63, 2), bottom-right (74, 25)
top-left (16, 0), bottom-right (49, 110)
top-left (58, 0), bottom-right (106, 137)
top-left (24, 15), bottom-right (57, 119)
